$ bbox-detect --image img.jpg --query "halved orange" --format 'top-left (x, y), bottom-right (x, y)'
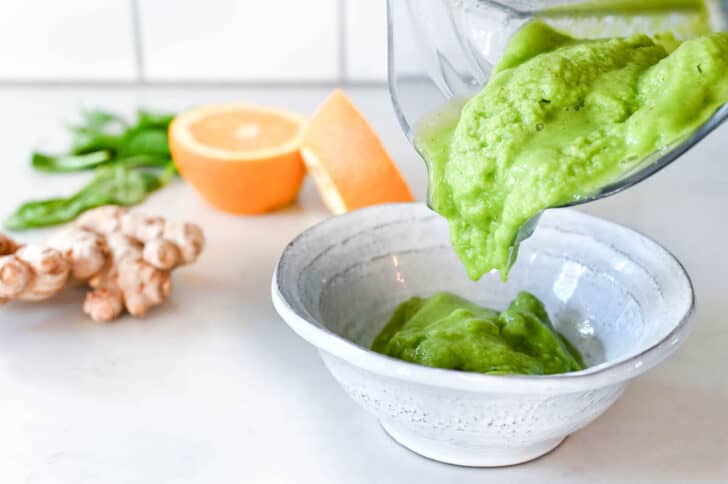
top-left (301, 90), bottom-right (414, 214)
top-left (170, 104), bottom-right (306, 214)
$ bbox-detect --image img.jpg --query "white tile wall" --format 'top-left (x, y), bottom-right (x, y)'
top-left (345, 0), bottom-right (388, 81)
top-left (0, 0), bottom-right (136, 81)
top-left (139, 0), bottom-right (340, 82)
top-left (343, 0), bottom-right (420, 82)
top-left (0, 0), bottom-right (398, 83)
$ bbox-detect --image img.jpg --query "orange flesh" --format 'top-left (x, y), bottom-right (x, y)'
top-left (170, 105), bottom-right (306, 214)
top-left (188, 111), bottom-right (301, 153)
top-left (302, 90), bottom-right (414, 213)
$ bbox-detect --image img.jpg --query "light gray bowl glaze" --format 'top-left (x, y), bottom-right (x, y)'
top-left (272, 203), bottom-right (694, 466)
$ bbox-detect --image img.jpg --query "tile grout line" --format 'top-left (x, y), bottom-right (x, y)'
top-left (0, 80), bottom-right (389, 89)
top-left (129, 0), bottom-right (146, 82)
top-left (337, 0), bottom-right (348, 83)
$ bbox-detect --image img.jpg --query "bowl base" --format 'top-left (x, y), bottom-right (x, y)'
top-left (380, 420), bottom-right (565, 467)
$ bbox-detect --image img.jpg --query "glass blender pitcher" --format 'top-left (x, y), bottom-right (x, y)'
top-left (387, 0), bottom-right (728, 210)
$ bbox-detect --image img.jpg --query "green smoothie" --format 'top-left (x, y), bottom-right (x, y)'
top-left (417, 22), bottom-right (728, 280)
top-left (372, 292), bottom-right (584, 375)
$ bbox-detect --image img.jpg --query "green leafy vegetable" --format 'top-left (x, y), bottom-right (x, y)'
top-left (5, 165), bottom-right (167, 230)
top-left (80, 109), bottom-right (127, 129)
top-left (31, 150), bottom-right (112, 173)
top-left (119, 128), bottom-right (171, 158)
top-left (68, 109), bottom-right (127, 155)
top-left (136, 110), bottom-right (176, 129)
top-left (5, 108), bottom-right (177, 230)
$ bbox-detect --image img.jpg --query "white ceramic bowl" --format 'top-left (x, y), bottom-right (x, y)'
top-left (271, 203), bottom-right (694, 467)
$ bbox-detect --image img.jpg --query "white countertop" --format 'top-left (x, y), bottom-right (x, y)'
top-left (0, 86), bottom-right (726, 483)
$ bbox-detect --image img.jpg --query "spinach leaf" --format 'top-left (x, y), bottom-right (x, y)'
top-left (68, 110), bottom-right (127, 154)
top-left (136, 110), bottom-right (175, 129)
top-left (80, 109), bottom-right (127, 130)
top-left (69, 127), bottom-right (123, 155)
top-left (4, 164), bottom-right (165, 230)
top-left (119, 128), bottom-right (170, 158)
top-left (120, 154), bottom-right (174, 169)
top-left (31, 150), bottom-right (112, 172)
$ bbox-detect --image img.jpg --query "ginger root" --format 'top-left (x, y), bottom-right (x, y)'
top-left (0, 206), bottom-right (204, 322)
top-left (83, 286), bottom-right (123, 322)
top-left (0, 233), bottom-right (20, 255)
top-left (117, 257), bottom-right (172, 316)
top-left (76, 208), bottom-right (204, 267)
top-left (85, 260), bottom-right (172, 322)
top-left (84, 232), bottom-right (173, 322)
top-left (48, 228), bottom-right (108, 280)
top-left (0, 244), bottom-right (70, 302)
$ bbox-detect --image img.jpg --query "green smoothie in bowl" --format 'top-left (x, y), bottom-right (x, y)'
top-left (372, 291), bottom-right (585, 376)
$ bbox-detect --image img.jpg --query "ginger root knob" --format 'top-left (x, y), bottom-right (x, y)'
top-left (143, 238), bottom-right (180, 270)
top-left (0, 233), bottom-right (19, 256)
top-left (0, 255), bottom-right (32, 299)
top-left (48, 228), bottom-right (109, 280)
top-left (117, 258), bottom-right (172, 317)
top-left (2, 245), bottom-right (71, 302)
top-left (84, 287), bottom-right (124, 323)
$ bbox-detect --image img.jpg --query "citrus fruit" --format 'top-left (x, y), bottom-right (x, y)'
top-left (170, 104), bottom-right (306, 214)
top-left (301, 90), bottom-right (414, 214)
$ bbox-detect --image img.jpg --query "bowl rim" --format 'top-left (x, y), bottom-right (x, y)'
top-left (271, 202), bottom-right (696, 394)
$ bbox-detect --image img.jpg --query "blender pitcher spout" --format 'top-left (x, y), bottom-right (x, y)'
top-left (386, 0), bottom-right (509, 143)
top-left (387, 0), bottom-right (523, 210)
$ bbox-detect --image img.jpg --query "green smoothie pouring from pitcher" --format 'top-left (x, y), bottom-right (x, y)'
top-left (416, 21), bottom-right (728, 281)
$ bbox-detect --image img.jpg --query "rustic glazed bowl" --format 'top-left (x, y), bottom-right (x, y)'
top-left (271, 203), bottom-right (695, 467)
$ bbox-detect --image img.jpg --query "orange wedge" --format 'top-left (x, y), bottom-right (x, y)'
top-left (301, 90), bottom-right (414, 214)
top-left (170, 104), bottom-right (306, 214)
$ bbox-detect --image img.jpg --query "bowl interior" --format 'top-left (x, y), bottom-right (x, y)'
top-left (277, 203), bottom-right (692, 370)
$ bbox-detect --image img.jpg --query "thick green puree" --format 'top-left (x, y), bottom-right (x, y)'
top-left (418, 22), bottom-right (728, 280)
top-left (372, 292), bottom-right (584, 375)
